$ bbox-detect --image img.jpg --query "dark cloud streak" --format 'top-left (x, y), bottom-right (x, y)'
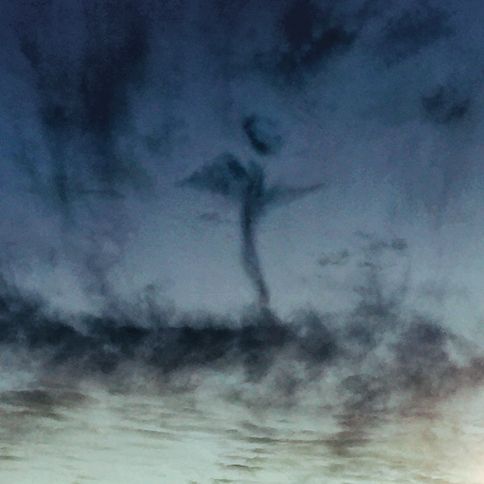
top-left (242, 115), bottom-right (283, 156)
top-left (278, 0), bottom-right (356, 77)
top-left (181, 155), bottom-right (322, 308)
top-left (422, 85), bottom-right (471, 124)
top-left (16, 0), bottom-right (152, 216)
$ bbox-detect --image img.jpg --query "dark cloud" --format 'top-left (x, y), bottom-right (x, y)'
top-left (0, 278), bottom-right (338, 382)
top-left (256, 0), bottom-right (357, 83)
top-left (280, 0), bottom-right (356, 72)
top-left (421, 85), bottom-right (471, 124)
top-left (8, 1), bottom-right (159, 302)
top-left (181, 156), bottom-right (322, 307)
top-left (318, 249), bottom-right (350, 267)
top-left (1, 240), bottom-right (484, 453)
top-left (0, 389), bottom-right (90, 414)
top-left (16, 0), bottom-right (152, 214)
top-left (180, 154), bottom-right (250, 201)
top-left (242, 115), bottom-right (283, 156)
top-left (356, 232), bottom-right (408, 255)
top-left (0, 387), bottom-right (93, 445)
top-left (377, 4), bottom-right (452, 65)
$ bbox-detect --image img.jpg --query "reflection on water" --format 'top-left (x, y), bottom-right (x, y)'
top-left (0, 383), bottom-right (483, 483)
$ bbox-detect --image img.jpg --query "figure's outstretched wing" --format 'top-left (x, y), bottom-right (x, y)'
top-left (178, 153), bottom-right (249, 200)
top-left (263, 183), bottom-right (323, 208)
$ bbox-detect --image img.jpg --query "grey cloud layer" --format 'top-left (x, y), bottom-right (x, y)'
top-left (1, 239), bottom-right (483, 452)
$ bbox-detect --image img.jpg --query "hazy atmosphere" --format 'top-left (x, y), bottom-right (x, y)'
top-left (1, 1), bottom-right (484, 482)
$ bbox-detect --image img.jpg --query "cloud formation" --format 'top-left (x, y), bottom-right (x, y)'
top-left (1, 236), bottom-right (483, 453)
top-left (16, 0), bottom-right (152, 216)
top-left (0, 0), bottom-right (483, 461)
top-left (181, 155), bottom-right (322, 307)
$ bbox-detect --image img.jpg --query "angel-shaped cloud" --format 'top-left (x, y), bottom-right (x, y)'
top-left (180, 154), bottom-right (322, 308)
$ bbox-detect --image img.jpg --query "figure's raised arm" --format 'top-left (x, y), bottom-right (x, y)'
top-left (263, 182), bottom-right (324, 208)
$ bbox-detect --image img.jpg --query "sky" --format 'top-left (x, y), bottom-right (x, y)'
top-left (1, 1), bottom-right (484, 479)
top-left (1, 0), bottom-right (483, 320)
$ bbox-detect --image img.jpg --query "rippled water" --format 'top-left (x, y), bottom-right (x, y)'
top-left (1, 381), bottom-right (483, 484)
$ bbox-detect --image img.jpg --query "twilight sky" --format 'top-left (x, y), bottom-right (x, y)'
top-left (1, 0), bottom-right (484, 322)
top-left (1, 3), bottom-right (484, 479)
